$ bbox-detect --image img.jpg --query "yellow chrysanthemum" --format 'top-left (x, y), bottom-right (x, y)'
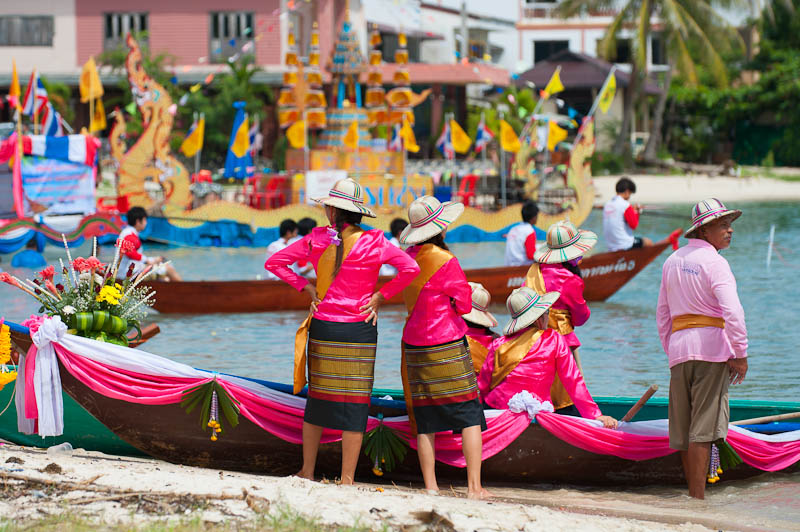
top-left (0, 370), bottom-right (17, 391)
top-left (96, 285), bottom-right (122, 305)
top-left (0, 324), bottom-right (11, 365)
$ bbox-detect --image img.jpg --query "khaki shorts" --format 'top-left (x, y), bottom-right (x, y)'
top-left (668, 360), bottom-right (729, 451)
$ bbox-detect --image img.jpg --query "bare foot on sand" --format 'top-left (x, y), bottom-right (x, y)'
top-left (294, 470), bottom-right (314, 481)
top-left (424, 489), bottom-right (439, 496)
top-left (467, 487), bottom-right (494, 500)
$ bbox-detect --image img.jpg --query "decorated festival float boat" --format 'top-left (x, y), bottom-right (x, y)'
top-left (143, 241), bottom-right (670, 314)
top-left (2, 316), bottom-right (799, 486)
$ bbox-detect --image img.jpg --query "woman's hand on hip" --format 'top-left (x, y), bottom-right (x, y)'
top-left (303, 283), bottom-right (320, 314)
top-left (360, 292), bottom-right (385, 326)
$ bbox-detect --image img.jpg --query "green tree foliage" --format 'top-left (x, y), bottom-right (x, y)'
top-left (40, 77), bottom-right (76, 126)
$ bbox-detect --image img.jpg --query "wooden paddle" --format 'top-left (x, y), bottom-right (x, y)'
top-left (620, 384), bottom-right (659, 423)
top-left (731, 411), bottom-right (800, 426)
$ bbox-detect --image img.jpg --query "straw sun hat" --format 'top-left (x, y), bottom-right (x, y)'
top-left (462, 282), bottom-right (498, 329)
top-left (313, 177), bottom-right (376, 218)
top-left (503, 286), bottom-right (560, 336)
top-left (684, 198), bottom-right (741, 238)
top-left (398, 196), bottom-right (464, 245)
top-left (533, 220), bottom-right (597, 264)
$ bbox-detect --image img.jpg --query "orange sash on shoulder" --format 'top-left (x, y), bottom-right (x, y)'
top-left (400, 244), bottom-right (454, 434)
top-left (524, 263), bottom-right (574, 335)
top-left (293, 225), bottom-right (365, 394)
top-left (490, 327), bottom-right (544, 390)
top-left (467, 336), bottom-right (489, 374)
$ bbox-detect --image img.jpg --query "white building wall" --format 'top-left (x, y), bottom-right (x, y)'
top-left (0, 0), bottom-right (78, 78)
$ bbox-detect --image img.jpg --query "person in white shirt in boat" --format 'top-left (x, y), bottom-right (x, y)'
top-left (379, 218), bottom-right (408, 277)
top-left (602, 177), bottom-right (653, 252)
top-left (293, 217), bottom-right (319, 278)
top-left (504, 201), bottom-right (539, 266)
top-left (118, 207), bottom-right (182, 282)
top-left (264, 219), bottom-right (298, 281)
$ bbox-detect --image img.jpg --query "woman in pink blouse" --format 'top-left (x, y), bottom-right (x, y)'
top-left (478, 287), bottom-right (617, 429)
top-left (265, 178), bottom-right (419, 484)
top-left (398, 196), bottom-right (491, 499)
top-left (526, 220), bottom-right (596, 413)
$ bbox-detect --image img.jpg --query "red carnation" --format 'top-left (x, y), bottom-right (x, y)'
top-left (39, 265), bottom-right (55, 281)
top-left (86, 257), bottom-right (105, 270)
top-left (126, 263), bottom-right (135, 278)
top-left (72, 257), bottom-right (90, 272)
top-left (0, 272), bottom-right (13, 285)
top-left (56, 284), bottom-right (64, 292)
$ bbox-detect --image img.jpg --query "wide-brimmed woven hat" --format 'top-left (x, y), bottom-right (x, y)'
top-left (503, 286), bottom-right (560, 336)
top-left (684, 198), bottom-right (741, 238)
top-left (398, 195), bottom-right (464, 245)
top-left (462, 282), bottom-right (498, 329)
top-left (533, 220), bottom-right (597, 264)
top-left (313, 178), bottom-right (376, 218)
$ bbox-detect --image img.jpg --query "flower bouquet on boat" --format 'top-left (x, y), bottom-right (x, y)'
top-left (0, 236), bottom-right (158, 346)
top-left (2, 311), bottom-right (800, 485)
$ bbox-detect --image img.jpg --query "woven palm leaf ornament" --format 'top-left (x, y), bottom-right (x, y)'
top-left (363, 413), bottom-right (408, 476)
top-left (180, 377), bottom-right (240, 442)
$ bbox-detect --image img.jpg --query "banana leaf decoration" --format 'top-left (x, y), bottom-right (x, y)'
top-left (363, 413), bottom-right (408, 476)
top-left (718, 440), bottom-right (743, 471)
top-left (180, 377), bottom-right (240, 438)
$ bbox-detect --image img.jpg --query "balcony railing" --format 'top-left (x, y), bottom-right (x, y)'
top-left (521, 3), bottom-right (617, 21)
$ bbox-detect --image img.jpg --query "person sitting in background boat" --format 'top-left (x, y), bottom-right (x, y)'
top-left (478, 287), bottom-right (618, 429)
top-left (293, 217), bottom-right (318, 278)
top-left (656, 198), bottom-right (748, 500)
top-left (398, 196), bottom-right (491, 500)
top-left (461, 282), bottom-right (499, 375)
top-left (526, 220), bottom-right (595, 415)
top-left (264, 219), bottom-right (298, 281)
top-left (118, 207), bottom-right (182, 282)
top-left (504, 200), bottom-right (539, 266)
top-left (264, 178), bottom-right (419, 485)
top-left (603, 177), bottom-right (654, 251)
top-left (379, 218), bottom-right (409, 277)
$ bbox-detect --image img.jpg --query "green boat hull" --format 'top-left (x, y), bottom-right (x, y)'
top-left (2, 375), bottom-right (797, 458)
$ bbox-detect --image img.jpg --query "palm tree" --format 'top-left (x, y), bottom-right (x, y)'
top-left (556, 0), bottom-right (744, 161)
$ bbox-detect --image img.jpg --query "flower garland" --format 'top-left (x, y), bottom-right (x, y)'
top-left (0, 321), bottom-right (17, 392)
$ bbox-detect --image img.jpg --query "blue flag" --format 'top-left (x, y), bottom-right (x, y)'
top-left (224, 101), bottom-right (253, 179)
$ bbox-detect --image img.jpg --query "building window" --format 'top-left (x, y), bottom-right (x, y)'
top-left (651, 35), bottom-right (666, 65)
top-left (380, 32), bottom-right (421, 63)
top-left (0, 16), bottom-right (54, 46)
top-left (534, 40), bottom-right (568, 63)
top-left (614, 39), bottom-right (631, 64)
top-left (104, 13), bottom-right (148, 50)
top-left (210, 12), bottom-right (254, 64)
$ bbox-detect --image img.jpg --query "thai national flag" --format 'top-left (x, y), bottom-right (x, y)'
top-left (248, 119), bottom-right (262, 157)
top-left (388, 123), bottom-right (402, 152)
top-left (34, 76), bottom-right (49, 114)
top-left (21, 71), bottom-right (37, 117)
top-left (474, 117), bottom-right (495, 153)
top-left (436, 121), bottom-right (454, 160)
top-left (40, 103), bottom-right (64, 137)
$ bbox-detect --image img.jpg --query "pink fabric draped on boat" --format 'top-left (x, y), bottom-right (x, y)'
top-left (18, 318), bottom-right (800, 472)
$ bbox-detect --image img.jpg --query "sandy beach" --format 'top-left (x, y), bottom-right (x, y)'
top-left (0, 443), bottom-right (719, 532)
top-left (592, 175), bottom-right (800, 205)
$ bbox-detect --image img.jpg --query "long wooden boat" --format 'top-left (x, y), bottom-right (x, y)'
top-left (146, 242), bottom-right (670, 314)
top-left (6, 325), bottom-right (798, 486)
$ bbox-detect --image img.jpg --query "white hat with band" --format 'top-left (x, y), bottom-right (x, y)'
top-left (313, 178), bottom-right (376, 218)
top-left (503, 286), bottom-right (560, 336)
top-left (398, 195), bottom-right (464, 245)
top-left (684, 198), bottom-right (741, 238)
top-left (533, 220), bottom-right (597, 264)
top-left (462, 282), bottom-right (498, 329)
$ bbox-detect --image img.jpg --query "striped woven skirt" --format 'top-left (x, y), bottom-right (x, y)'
top-left (305, 318), bottom-right (378, 432)
top-left (403, 337), bottom-right (487, 434)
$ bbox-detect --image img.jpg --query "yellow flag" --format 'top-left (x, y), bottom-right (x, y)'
top-left (597, 73), bottom-right (616, 114)
top-left (547, 120), bottom-right (568, 151)
top-left (400, 116), bottom-right (419, 153)
top-left (9, 59), bottom-right (20, 99)
top-left (542, 67), bottom-right (564, 99)
top-left (286, 119), bottom-right (306, 149)
top-left (449, 119), bottom-right (472, 154)
top-left (180, 116), bottom-right (205, 157)
top-left (343, 120), bottom-right (359, 150)
top-left (231, 116), bottom-right (250, 157)
top-left (89, 98), bottom-right (107, 132)
top-left (79, 56), bottom-right (104, 103)
top-left (499, 119), bottom-right (520, 153)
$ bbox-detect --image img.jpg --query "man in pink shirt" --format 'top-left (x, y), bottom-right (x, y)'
top-left (656, 198), bottom-right (748, 499)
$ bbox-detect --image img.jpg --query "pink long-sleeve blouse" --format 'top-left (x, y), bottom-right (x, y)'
top-left (540, 263), bottom-right (590, 347)
top-left (402, 246), bottom-right (472, 346)
top-left (477, 328), bottom-right (602, 419)
top-left (656, 238), bottom-right (748, 368)
top-left (264, 226), bottom-right (419, 322)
